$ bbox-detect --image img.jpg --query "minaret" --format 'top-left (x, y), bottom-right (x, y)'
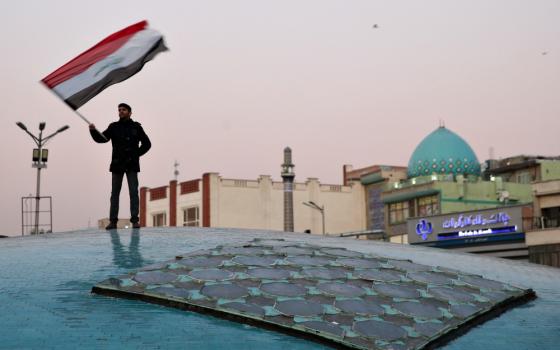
top-left (281, 147), bottom-right (295, 232)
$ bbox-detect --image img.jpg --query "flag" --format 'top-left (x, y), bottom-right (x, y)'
top-left (41, 20), bottom-right (168, 110)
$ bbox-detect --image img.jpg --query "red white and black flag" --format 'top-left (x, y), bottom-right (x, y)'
top-left (42, 20), bottom-right (167, 110)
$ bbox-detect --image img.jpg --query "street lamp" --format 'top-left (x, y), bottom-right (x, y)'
top-left (16, 121), bottom-right (69, 235)
top-left (303, 201), bottom-right (325, 235)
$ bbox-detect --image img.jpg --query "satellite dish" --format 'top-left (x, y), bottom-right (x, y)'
top-left (498, 191), bottom-right (510, 202)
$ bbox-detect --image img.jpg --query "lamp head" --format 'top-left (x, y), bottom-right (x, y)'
top-left (41, 149), bottom-right (49, 162)
top-left (57, 125), bottom-right (70, 133)
top-left (16, 122), bottom-right (27, 131)
top-left (39, 122), bottom-right (46, 131)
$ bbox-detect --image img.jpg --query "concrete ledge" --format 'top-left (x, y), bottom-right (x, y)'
top-left (526, 228), bottom-right (560, 246)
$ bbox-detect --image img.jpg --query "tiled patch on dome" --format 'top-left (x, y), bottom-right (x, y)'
top-left (188, 268), bottom-right (234, 281)
top-left (261, 282), bottom-right (308, 297)
top-left (247, 267), bottom-right (293, 279)
top-left (334, 299), bottom-right (384, 316)
top-left (93, 239), bottom-right (535, 350)
top-left (301, 267), bottom-right (348, 280)
top-left (356, 269), bottom-right (403, 282)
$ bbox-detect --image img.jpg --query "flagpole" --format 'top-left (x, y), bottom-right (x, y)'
top-left (39, 80), bottom-right (83, 118)
top-left (73, 110), bottom-right (92, 124)
top-left (40, 82), bottom-right (108, 141)
top-left (76, 110), bottom-right (109, 142)
top-left (73, 110), bottom-right (108, 142)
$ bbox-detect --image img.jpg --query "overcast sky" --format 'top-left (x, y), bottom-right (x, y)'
top-left (1, 0), bottom-right (558, 236)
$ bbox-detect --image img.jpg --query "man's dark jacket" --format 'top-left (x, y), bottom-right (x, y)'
top-left (90, 118), bottom-right (151, 173)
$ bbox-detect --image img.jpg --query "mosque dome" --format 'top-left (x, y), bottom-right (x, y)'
top-left (407, 126), bottom-right (481, 178)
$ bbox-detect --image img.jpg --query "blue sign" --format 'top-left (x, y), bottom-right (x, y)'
top-left (437, 225), bottom-right (518, 240)
top-left (416, 219), bottom-right (433, 241)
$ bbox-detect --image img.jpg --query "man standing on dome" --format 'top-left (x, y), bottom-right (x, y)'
top-left (89, 103), bottom-right (151, 230)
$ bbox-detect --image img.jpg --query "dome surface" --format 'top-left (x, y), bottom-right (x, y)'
top-left (407, 127), bottom-right (480, 178)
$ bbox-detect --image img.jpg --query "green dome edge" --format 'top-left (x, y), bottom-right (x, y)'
top-left (407, 126), bottom-right (481, 178)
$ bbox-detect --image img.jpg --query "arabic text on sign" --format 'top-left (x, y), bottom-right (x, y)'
top-left (442, 212), bottom-right (510, 229)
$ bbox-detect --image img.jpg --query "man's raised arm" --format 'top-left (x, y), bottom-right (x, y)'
top-left (89, 124), bottom-right (110, 143)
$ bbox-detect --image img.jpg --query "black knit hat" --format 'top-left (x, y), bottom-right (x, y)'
top-left (118, 103), bottom-right (131, 112)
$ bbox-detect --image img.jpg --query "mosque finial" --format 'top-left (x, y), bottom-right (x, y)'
top-left (439, 119), bottom-right (445, 128)
top-left (174, 160), bottom-right (180, 181)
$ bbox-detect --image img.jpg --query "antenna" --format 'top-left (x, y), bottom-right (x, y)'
top-left (174, 160), bottom-right (180, 181)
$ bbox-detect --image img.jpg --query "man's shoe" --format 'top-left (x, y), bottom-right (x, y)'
top-left (105, 222), bottom-right (117, 230)
top-left (132, 222), bottom-right (141, 229)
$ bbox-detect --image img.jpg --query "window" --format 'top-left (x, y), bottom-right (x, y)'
top-left (153, 213), bottom-right (166, 227)
top-left (418, 195), bottom-right (439, 216)
top-left (183, 207), bottom-right (200, 227)
top-left (516, 172), bottom-right (532, 184)
top-left (389, 201), bottom-right (412, 224)
top-left (542, 207), bottom-right (560, 228)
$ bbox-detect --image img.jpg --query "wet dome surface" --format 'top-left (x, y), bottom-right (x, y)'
top-left (1, 227), bottom-right (559, 349)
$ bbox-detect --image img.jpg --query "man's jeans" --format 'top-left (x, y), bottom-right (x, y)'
top-left (110, 171), bottom-right (139, 224)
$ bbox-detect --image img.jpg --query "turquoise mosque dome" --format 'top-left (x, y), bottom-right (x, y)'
top-left (407, 126), bottom-right (481, 178)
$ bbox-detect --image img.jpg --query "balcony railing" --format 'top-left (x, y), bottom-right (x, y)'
top-left (531, 216), bottom-right (560, 230)
top-left (390, 174), bottom-right (468, 190)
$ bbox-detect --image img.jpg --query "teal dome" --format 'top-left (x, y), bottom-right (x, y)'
top-left (407, 127), bottom-right (480, 178)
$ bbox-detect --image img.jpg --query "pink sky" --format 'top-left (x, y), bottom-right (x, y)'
top-left (1, 0), bottom-right (559, 236)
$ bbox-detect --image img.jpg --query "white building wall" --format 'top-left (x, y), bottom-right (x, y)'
top-left (313, 182), bottom-right (365, 234)
top-left (143, 173), bottom-right (367, 234)
top-left (215, 178), bottom-right (262, 229)
top-left (211, 174), bottom-right (366, 234)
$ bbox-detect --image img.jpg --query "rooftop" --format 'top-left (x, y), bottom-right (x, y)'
top-left (1, 228), bottom-right (559, 349)
top-left (485, 155), bottom-right (560, 174)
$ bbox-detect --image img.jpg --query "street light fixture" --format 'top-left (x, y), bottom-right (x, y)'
top-left (303, 201), bottom-right (325, 235)
top-left (16, 121), bottom-right (69, 235)
top-left (16, 122), bottom-right (27, 131)
top-left (57, 125), bottom-right (70, 133)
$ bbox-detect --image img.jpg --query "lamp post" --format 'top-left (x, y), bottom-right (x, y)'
top-left (16, 121), bottom-right (69, 235)
top-left (303, 201), bottom-right (325, 235)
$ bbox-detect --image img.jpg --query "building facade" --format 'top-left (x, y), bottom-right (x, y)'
top-left (383, 174), bottom-right (533, 243)
top-left (344, 164), bottom-right (408, 232)
top-left (484, 155), bottom-right (560, 184)
top-left (135, 126), bottom-right (560, 264)
top-left (377, 126), bottom-right (533, 244)
top-left (526, 179), bottom-right (560, 267)
top-left (140, 173), bottom-right (366, 235)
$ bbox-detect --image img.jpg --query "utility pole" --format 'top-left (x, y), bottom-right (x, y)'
top-left (303, 201), bottom-right (326, 235)
top-left (16, 121), bottom-right (69, 234)
top-left (281, 147), bottom-right (295, 232)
